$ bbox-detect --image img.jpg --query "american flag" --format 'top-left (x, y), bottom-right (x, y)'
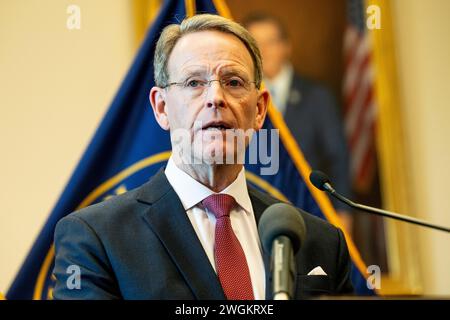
top-left (343, 0), bottom-right (377, 192)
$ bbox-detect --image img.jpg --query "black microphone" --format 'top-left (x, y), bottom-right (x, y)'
top-left (310, 170), bottom-right (450, 233)
top-left (258, 203), bottom-right (306, 300)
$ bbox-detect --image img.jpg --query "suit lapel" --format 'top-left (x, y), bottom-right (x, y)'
top-left (248, 187), bottom-right (274, 300)
top-left (137, 170), bottom-right (225, 299)
top-left (284, 74), bottom-right (304, 124)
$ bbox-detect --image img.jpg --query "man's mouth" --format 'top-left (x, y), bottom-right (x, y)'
top-left (202, 121), bottom-right (233, 131)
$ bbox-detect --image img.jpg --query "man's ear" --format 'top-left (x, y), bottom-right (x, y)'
top-left (149, 87), bottom-right (169, 130)
top-left (255, 89), bottom-right (269, 130)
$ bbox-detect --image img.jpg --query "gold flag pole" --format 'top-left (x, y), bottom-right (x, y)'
top-left (367, 0), bottom-right (422, 295)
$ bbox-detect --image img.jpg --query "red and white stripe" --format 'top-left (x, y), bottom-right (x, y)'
top-left (343, 25), bottom-right (377, 191)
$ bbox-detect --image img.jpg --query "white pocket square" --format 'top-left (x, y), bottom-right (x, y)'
top-left (307, 266), bottom-right (327, 276)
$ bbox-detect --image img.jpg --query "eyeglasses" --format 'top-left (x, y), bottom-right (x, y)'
top-left (163, 76), bottom-right (257, 99)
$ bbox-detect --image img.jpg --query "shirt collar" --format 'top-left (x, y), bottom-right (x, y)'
top-left (264, 63), bottom-right (294, 113)
top-left (164, 156), bottom-right (253, 213)
top-left (266, 63), bottom-right (293, 85)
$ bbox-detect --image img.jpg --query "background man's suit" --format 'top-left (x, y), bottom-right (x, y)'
top-left (283, 74), bottom-right (352, 211)
top-left (53, 169), bottom-right (354, 299)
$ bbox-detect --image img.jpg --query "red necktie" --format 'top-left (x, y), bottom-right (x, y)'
top-left (202, 194), bottom-right (255, 300)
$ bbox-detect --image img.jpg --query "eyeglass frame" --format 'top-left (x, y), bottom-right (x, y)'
top-left (162, 77), bottom-right (258, 98)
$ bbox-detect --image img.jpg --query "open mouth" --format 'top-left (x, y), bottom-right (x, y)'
top-left (202, 121), bottom-right (233, 131)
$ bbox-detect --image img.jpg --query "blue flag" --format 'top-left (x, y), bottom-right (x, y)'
top-left (7, 0), bottom-right (373, 299)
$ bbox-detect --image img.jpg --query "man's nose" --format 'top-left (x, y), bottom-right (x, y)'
top-left (205, 80), bottom-right (225, 109)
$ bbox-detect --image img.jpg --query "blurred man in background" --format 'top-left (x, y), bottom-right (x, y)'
top-left (244, 13), bottom-right (353, 232)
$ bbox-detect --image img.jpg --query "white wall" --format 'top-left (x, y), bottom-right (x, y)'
top-left (0, 0), bottom-right (134, 293)
top-left (392, 0), bottom-right (450, 295)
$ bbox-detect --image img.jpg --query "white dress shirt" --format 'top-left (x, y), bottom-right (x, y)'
top-left (264, 63), bottom-right (294, 115)
top-left (164, 156), bottom-right (266, 299)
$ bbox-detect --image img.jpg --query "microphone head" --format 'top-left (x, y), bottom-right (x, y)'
top-left (258, 203), bottom-right (306, 255)
top-left (309, 170), bottom-right (331, 191)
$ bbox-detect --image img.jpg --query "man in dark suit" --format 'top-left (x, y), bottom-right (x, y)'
top-left (244, 14), bottom-right (353, 233)
top-left (53, 14), bottom-right (353, 300)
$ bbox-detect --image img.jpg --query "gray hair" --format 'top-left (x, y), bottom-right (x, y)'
top-left (153, 14), bottom-right (263, 89)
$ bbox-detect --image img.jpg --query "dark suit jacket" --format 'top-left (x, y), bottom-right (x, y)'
top-left (284, 74), bottom-right (352, 210)
top-left (53, 169), bottom-right (353, 299)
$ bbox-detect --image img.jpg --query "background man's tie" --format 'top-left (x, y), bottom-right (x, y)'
top-left (202, 194), bottom-right (254, 300)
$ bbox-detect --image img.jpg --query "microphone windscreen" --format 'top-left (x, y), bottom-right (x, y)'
top-left (309, 170), bottom-right (331, 191)
top-left (258, 203), bottom-right (306, 254)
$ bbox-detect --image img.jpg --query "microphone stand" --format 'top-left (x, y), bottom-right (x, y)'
top-left (323, 182), bottom-right (450, 234)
